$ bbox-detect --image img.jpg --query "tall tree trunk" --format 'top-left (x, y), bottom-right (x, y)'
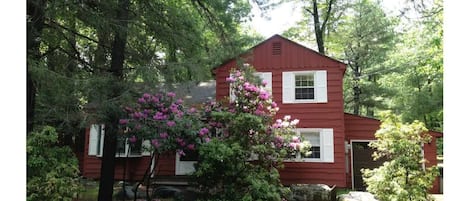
top-left (306, 0), bottom-right (335, 54)
top-left (27, 0), bottom-right (46, 133)
top-left (312, 0), bottom-right (324, 54)
top-left (97, 0), bottom-right (130, 200)
top-left (352, 64), bottom-right (360, 115)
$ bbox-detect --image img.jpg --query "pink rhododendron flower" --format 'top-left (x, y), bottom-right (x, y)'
top-left (166, 121), bottom-right (176, 127)
top-left (143, 93), bottom-right (151, 99)
top-left (129, 136), bottom-right (137, 144)
top-left (167, 92), bottom-right (176, 97)
top-left (226, 76), bottom-right (236, 83)
top-left (187, 144), bottom-right (195, 150)
top-left (259, 90), bottom-right (270, 100)
top-left (262, 80), bottom-right (268, 86)
top-left (188, 107), bottom-right (197, 113)
top-left (119, 119), bottom-right (128, 125)
top-left (291, 136), bottom-right (300, 143)
top-left (204, 137), bottom-right (211, 143)
top-left (159, 132), bottom-right (168, 139)
top-left (176, 98), bottom-right (183, 104)
top-left (138, 97), bottom-right (146, 104)
top-left (199, 127), bottom-right (209, 136)
top-left (152, 139), bottom-right (160, 148)
top-left (177, 149), bottom-right (186, 156)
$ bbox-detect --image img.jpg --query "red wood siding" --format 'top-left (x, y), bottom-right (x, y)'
top-left (215, 35), bottom-right (348, 187)
top-left (82, 127), bottom-right (169, 181)
top-left (344, 113), bottom-right (442, 193)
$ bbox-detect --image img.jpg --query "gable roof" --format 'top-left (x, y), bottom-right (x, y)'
top-left (212, 34), bottom-right (346, 72)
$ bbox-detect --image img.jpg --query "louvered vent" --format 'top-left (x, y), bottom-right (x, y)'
top-left (272, 42), bottom-right (281, 55)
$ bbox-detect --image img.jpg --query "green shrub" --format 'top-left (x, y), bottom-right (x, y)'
top-left (362, 112), bottom-right (439, 201)
top-left (27, 126), bottom-right (83, 201)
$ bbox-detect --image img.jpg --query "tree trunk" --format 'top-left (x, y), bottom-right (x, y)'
top-left (307, 0), bottom-right (335, 54)
top-left (97, 0), bottom-right (131, 200)
top-left (27, 0), bottom-right (46, 133)
top-left (352, 64), bottom-right (360, 115)
top-left (312, 0), bottom-right (324, 54)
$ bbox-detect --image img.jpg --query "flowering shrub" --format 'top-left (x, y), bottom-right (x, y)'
top-left (192, 66), bottom-right (310, 201)
top-left (120, 92), bottom-right (206, 156)
top-left (120, 65), bottom-right (311, 200)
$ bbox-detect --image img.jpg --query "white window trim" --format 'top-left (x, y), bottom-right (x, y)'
top-left (282, 70), bottom-right (327, 104)
top-left (175, 153), bottom-right (197, 175)
top-left (229, 72), bottom-right (272, 102)
top-left (285, 128), bottom-right (334, 163)
top-left (88, 124), bottom-right (151, 157)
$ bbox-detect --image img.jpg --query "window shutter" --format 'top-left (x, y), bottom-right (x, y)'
top-left (321, 128), bottom-right (334, 162)
top-left (142, 140), bottom-right (152, 156)
top-left (282, 72), bottom-right (295, 103)
top-left (315, 70), bottom-right (328, 103)
top-left (88, 124), bottom-right (99, 156)
top-left (229, 73), bottom-right (236, 102)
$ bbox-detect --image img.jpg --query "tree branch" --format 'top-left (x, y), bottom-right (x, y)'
top-left (45, 19), bottom-right (111, 50)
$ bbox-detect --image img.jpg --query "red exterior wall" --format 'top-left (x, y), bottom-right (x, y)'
top-left (215, 35), bottom-right (348, 187)
top-left (344, 113), bottom-right (442, 193)
top-left (82, 127), bottom-right (177, 181)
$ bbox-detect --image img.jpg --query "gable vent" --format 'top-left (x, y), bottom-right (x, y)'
top-left (272, 42), bottom-right (282, 55)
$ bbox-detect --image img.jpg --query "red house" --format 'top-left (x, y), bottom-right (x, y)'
top-left (81, 35), bottom-right (442, 193)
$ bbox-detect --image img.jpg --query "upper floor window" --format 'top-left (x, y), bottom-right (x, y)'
top-left (282, 70), bottom-right (327, 103)
top-left (229, 71), bottom-right (272, 102)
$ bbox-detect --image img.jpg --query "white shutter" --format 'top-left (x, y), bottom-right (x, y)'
top-left (282, 72), bottom-right (295, 103)
top-left (229, 73), bottom-right (236, 102)
top-left (315, 70), bottom-right (328, 103)
top-left (142, 140), bottom-right (152, 156)
top-left (321, 128), bottom-right (334, 162)
top-left (88, 124), bottom-right (99, 156)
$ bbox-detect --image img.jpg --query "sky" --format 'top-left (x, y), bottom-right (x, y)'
top-left (247, 0), bottom-right (409, 38)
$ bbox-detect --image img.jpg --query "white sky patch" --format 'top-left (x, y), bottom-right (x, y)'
top-left (248, 1), bottom-right (303, 38)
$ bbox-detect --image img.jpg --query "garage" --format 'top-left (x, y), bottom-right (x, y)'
top-left (351, 141), bottom-right (386, 190)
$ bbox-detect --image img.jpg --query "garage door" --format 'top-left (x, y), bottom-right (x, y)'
top-left (351, 141), bottom-right (386, 190)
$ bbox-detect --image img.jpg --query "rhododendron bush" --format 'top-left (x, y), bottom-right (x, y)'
top-left (120, 65), bottom-right (311, 200)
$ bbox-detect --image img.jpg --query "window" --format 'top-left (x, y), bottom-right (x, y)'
top-left (295, 74), bottom-right (315, 100)
top-left (88, 124), bottom-right (151, 157)
top-left (229, 71), bottom-right (272, 102)
top-left (116, 137), bottom-right (145, 157)
top-left (301, 131), bottom-right (321, 159)
top-left (282, 70), bottom-right (327, 103)
top-left (291, 128), bottom-right (334, 163)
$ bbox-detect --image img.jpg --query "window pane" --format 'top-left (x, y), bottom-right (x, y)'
top-left (116, 137), bottom-right (126, 156)
top-left (129, 139), bottom-right (142, 155)
top-left (301, 131), bottom-right (320, 159)
top-left (295, 88), bottom-right (314, 99)
top-left (309, 146), bottom-right (321, 159)
top-left (180, 150), bottom-right (199, 161)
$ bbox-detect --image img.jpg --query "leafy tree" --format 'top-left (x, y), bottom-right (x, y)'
top-left (27, 0), bottom-right (261, 200)
top-left (335, 0), bottom-right (397, 116)
top-left (283, 0), bottom-right (350, 55)
top-left (27, 126), bottom-right (82, 201)
top-left (380, 0), bottom-right (443, 131)
top-left (362, 111), bottom-right (439, 201)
